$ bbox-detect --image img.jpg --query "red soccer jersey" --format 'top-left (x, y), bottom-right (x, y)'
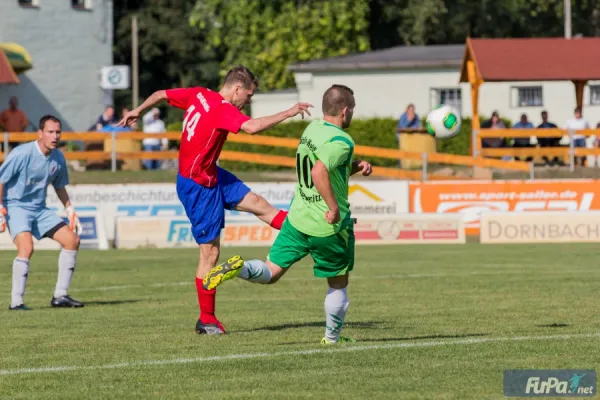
top-left (166, 87), bottom-right (250, 187)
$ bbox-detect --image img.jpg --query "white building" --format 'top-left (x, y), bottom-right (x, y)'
top-left (252, 44), bottom-right (600, 127)
top-left (0, 0), bottom-right (113, 131)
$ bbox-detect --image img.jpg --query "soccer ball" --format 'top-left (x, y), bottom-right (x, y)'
top-left (425, 105), bottom-right (462, 139)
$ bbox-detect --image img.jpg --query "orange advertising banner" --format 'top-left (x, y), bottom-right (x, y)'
top-left (409, 180), bottom-right (600, 235)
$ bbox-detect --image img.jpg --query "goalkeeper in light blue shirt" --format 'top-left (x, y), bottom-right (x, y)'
top-left (0, 115), bottom-right (84, 310)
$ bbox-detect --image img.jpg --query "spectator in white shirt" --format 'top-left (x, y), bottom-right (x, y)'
top-left (564, 107), bottom-right (590, 166)
top-left (142, 108), bottom-right (167, 170)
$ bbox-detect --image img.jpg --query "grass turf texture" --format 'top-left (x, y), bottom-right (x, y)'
top-left (1, 244), bottom-right (599, 399)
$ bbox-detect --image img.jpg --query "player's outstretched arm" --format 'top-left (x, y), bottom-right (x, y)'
top-left (118, 90), bottom-right (168, 127)
top-left (311, 160), bottom-right (340, 225)
top-left (240, 102), bottom-right (313, 135)
top-left (351, 160), bottom-right (373, 176)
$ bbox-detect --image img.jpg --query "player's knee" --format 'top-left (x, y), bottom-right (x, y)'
top-left (201, 246), bottom-right (220, 267)
top-left (17, 244), bottom-right (34, 259)
top-left (66, 234), bottom-right (80, 251)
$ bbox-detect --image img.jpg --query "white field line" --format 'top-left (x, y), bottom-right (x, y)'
top-left (1, 332), bottom-right (599, 377)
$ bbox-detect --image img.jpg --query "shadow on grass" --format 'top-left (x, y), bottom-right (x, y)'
top-left (83, 300), bottom-right (143, 306)
top-left (536, 323), bottom-right (570, 328)
top-left (277, 332), bottom-right (489, 346)
top-left (234, 320), bottom-right (384, 333)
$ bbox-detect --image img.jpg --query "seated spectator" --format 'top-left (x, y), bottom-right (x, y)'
top-left (537, 111), bottom-right (561, 166)
top-left (564, 107), bottom-right (590, 166)
top-left (0, 96), bottom-right (29, 150)
top-left (121, 107), bottom-right (138, 130)
top-left (90, 106), bottom-right (118, 131)
top-left (397, 103), bottom-right (421, 131)
top-left (481, 111), bottom-right (506, 149)
top-left (512, 113), bottom-right (534, 161)
top-left (142, 108), bottom-right (167, 170)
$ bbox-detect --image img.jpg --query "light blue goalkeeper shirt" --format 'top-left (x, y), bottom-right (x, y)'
top-left (0, 141), bottom-right (69, 211)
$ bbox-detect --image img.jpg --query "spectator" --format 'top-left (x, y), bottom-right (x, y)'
top-left (481, 111), bottom-right (506, 149)
top-left (121, 107), bottom-right (138, 130)
top-left (0, 96), bottom-right (29, 150)
top-left (0, 96), bottom-right (28, 133)
top-left (141, 108), bottom-right (167, 170)
top-left (564, 107), bottom-right (590, 166)
top-left (90, 106), bottom-right (117, 131)
top-left (537, 111), bottom-right (561, 166)
top-left (512, 113), bottom-right (534, 161)
top-left (397, 104), bottom-right (421, 131)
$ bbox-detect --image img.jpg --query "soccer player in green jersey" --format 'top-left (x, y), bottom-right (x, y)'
top-left (202, 84), bottom-right (373, 343)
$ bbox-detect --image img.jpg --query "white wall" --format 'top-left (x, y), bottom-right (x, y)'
top-left (251, 90), bottom-right (299, 119)
top-left (251, 67), bottom-right (600, 127)
top-left (0, 0), bottom-right (113, 131)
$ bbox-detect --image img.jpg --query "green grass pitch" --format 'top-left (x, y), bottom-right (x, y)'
top-left (1, 244), bottom-right (599, 399)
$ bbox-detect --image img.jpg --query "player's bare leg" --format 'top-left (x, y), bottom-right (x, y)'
top-left (49, 225), bottom-right (83, 308)
top-left (322, 274), bottom-right (355, 344)
top-left (9, 232), bottom-right (34, 310)
top-left (195, 237), bottom-right (229, 334)
top-left (234, 192), bottom-right (287, 230)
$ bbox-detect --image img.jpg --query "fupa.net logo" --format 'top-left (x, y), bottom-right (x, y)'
top-left (504, 369), bottom-right (597, 397)
top-left (526, 374), bottom-right (593, 395)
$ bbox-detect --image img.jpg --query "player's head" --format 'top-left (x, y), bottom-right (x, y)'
top-left (38, 115), bottom-right (62, 152)
top-left (221, 65), bottom-right (259, 110)
top-left (322, 84), bottom-right (355, 129)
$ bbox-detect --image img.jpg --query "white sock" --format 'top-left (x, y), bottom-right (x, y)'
top-left (324, 287), bottom-right (349, 343)
top-left (11, 257), bottom-right (29, 307)
top-left (54, 249), bottom-right (77, 298)
top-left (238, 260), bottom-right (272, 284)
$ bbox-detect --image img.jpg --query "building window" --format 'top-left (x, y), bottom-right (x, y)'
top-left (431, 88), bottom-right (462, 111)
top-left (512, 86), bottom-right (543, 107)
top-left (590, 85), bottom-right (600, 105)
top-left (18, 0), bottom-right (40, 7)
top-left (72, 0), bottom-right (92, 9)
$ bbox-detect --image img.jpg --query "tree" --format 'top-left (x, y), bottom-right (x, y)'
top-left (190, 0), bottom-right (370, 91)
top-left (113, 0), bottom-right (219, 123)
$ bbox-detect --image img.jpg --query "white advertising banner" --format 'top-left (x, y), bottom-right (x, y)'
top-left (480, 211), bottom-right (600, 244)
top-left (115, 212), bottom-right (462, 249)
top-left (46, 181), bottom-right (409, 240)
top-left (354, 214), bottom-right (465, 245)
top-left (0, 211), bottom-right (109, 251)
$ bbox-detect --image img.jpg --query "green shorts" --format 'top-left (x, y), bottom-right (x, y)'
top-left (267, 218), bottom-right (355, 278)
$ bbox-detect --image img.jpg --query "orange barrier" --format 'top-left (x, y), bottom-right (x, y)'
top-left (1, 131), bottom-right (532, 179)
top-left (478, 128), bottom-right (600, 161)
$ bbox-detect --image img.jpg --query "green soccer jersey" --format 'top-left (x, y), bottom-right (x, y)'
top-left (287, 120), bottom-right (355, 237)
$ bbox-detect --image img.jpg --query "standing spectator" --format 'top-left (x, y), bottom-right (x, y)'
top-left (537, 111), bottom-right (561, 166)
top-left (481, 111), bottom-right (506, 149)
top-left (0, 97), bottom-right (29, 150)
top-left (90, 106), bottom-right (117, 131)
top-left (512, 113), bottom-right (534, 161)
top-left (564, 107), bottom-right (590, 166)
top-left (141, 108), bottom-right (167, 170)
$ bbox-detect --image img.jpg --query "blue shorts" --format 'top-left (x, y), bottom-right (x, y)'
top-left (176, 168), bottom-right (251, 244)
top-left (6, 206), bottom-right (65, 241)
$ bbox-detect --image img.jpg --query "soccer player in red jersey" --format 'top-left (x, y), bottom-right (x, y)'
top-left (119, 66), bottom-right (312, 334)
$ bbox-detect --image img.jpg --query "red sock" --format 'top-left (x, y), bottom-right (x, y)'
top-left (195, 277), bottom-right (218, 324)
top-left (270, 210), bottom-right (288, 230)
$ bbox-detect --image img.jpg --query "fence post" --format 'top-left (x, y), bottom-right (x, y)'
top-left (111, 131), bottom-right (117, 172)
top-left (569, 129), bottom-right (575, 172)
top-left (3, 132), bottom-right (8, 157)
top-left (529, 162), bottom-right (535, 180)
top-left (421, 152), bottom-right (428, 181)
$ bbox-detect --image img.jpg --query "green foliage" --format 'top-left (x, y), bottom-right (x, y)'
top-left (168, 118), bottom-right (475, 170)
top-left (190, 0), bottom-right (370, 91)
top-left (113, 0), bottom-right (219, 119)
top-left (368, 0), bottom-right (600, 48)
